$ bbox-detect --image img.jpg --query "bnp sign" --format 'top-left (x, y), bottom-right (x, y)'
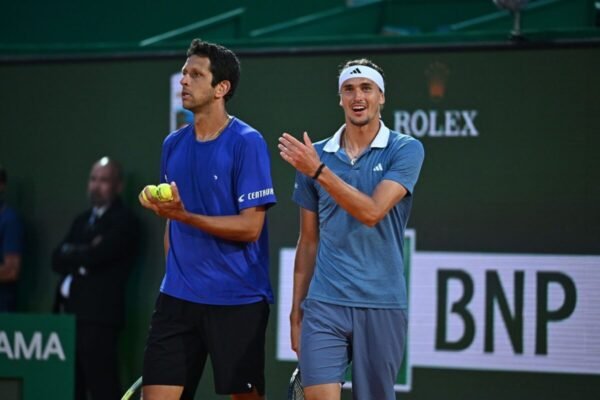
top-left (276, 234), bottom-right (600, 394)
top-left (410, 252), bottom-right (600, 375)
top-left (0, 314), bottom-right (74, 400)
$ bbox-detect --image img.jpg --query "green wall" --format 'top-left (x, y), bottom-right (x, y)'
top-left (1, 45), bottom-right (599, 399)
top-left (0, 0), bottom-right (342, 47)
top-left (2, 0), bottom-right (598, 57)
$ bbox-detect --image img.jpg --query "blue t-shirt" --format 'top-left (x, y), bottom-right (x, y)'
top-left (0, 205), bottom-right (24, 311)
top-left (0, 205), bottom-right (24, 263)
top-left (159, 117), bottom-right (276, 305)
top-left (293, 122), bottom-right (424, 309)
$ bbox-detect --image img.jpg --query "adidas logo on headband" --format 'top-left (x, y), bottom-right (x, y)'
top-left (338, 65), bottom-right (385, 93)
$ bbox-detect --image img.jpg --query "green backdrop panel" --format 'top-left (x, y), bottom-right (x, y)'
top-left (0, 314), bottom-right (74, 400)
top-left (0, 45), bottom-right (599, 399)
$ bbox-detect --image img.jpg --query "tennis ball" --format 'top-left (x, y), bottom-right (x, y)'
top-left (157, 183), bottom-right (173, 201)
top-left (142, 185), bottom-right (159, 201)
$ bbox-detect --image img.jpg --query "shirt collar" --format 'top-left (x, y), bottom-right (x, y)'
top-left (323, 120), bottom-right (390, 153)
top-left (93, 205), bottom-right (108, 218)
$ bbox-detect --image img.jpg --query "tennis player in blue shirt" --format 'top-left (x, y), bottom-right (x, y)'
top-left (279, 59), bottom-right (424, 400)
top-left (139, 39), bottom-right (276, 400)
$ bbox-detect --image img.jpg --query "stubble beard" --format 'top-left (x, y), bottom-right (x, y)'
top-left (183, 96), bottom-right (213, 114)
top-left (348, 114), bottom-right (373, 128)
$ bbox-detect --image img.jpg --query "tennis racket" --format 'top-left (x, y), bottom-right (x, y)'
top-left (287, 367), bottom-right (304, 400)
top-left (121, 376), bottom-right (142, 400)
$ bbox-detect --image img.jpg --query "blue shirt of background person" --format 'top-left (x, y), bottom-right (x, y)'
top-left (159, 117), bottom-right (276, 305)
top-left (0, 165), bottom-right (25, 312)
top-left (292, 122), bottom-right (423, 309)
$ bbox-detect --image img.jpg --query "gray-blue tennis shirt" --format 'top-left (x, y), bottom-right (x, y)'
top-left (292, 122), bottom-right (424, 309)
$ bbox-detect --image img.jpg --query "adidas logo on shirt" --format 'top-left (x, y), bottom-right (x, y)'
top-left (373, 163), bottom-right (383, 172)
top-left (349, 67), bottom-right (361, 74)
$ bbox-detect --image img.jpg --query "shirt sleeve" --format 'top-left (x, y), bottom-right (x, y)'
top-left (292, 170), bottom-right (319, 212)
top-left (383, 138), bottom-right (425, 195)
top-left (235, 133), bottom-right (277, 210)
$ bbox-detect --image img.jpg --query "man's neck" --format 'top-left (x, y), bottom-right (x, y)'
top-left (343, 119), bottom-right (381, 149)
top-left (193, 104), bottom-right (230, 141)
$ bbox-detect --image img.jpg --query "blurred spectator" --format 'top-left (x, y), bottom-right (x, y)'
top-left (52, 157), bottom-right (139, 400)
top-left (0, 164), bottom-right (24, 312)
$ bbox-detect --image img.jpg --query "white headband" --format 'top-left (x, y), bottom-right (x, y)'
top-left (338, 65), bottom-right (385, 93)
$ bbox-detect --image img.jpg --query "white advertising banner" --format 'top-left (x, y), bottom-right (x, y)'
top-left (170, 72), bottom-right (193, 132)
top-left (410, 252), bottom-right (600, 375)
top-left (276, 244), bottom-right (600, 393)
top-left (276, 247), bottom-right (297, 362)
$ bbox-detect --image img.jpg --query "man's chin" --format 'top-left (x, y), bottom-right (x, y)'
top-left (348, 117), bottom-right (371, 127)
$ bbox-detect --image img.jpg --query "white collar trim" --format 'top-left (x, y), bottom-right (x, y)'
top-left (323, 121), bottom-right (390, 153)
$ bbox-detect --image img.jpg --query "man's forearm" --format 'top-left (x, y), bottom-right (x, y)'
top-left (177, 208), bottom-right (266, 243)
top-left (291, 240), bottom-right (317, 315)
top-left (315, 167), bottom-right (407, 227)
top-left (316, 166), bottom-right (381, 225)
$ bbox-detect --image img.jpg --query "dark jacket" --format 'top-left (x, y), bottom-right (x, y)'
top-left (52, 197), bottom-right (139, 327)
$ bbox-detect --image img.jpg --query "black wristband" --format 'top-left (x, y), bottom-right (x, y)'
top-left (312, 162), bottom-right (326, 180)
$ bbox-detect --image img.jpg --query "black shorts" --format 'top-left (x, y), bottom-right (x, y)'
top-left (142, 293), bottom-right (270, 399)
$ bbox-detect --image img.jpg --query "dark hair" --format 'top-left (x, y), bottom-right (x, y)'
top-left (339, 58), bottom-right (385, 87)
top-left (186, 39), bottom-right (241, 102)
top-left (0, 165), bottom-right (6, 184)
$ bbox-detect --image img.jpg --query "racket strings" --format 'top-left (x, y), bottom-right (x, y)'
top-left (288, 368), bottom-right (304, 400)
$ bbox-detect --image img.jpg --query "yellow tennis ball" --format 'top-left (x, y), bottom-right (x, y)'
top-left (157, 183), bottom-right (173, 201)
top-left (142, 185), bottom-right (159, 201)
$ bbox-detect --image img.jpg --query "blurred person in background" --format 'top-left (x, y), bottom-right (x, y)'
top-left (52, 156), bottom-right (139, 400)
top-left (0, 164), bottom-right (24, 312)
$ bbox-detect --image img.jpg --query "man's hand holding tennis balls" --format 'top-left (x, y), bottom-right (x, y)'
top-left (156, 183), bottom-right (173, 201)
top-left (139, 182), bottom-right (188, 220)
top-left (140, 185), bottom-right (159, 202)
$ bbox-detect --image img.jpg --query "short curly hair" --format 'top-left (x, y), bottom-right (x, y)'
top-left (187, 39), bottom-right (241, 102)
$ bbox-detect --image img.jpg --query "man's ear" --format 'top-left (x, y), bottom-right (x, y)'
top-left (215, 80), bottom-right (231, 99)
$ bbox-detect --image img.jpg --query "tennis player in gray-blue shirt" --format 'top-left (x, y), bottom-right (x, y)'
top-left (279, 59), bottom-right (424, 400)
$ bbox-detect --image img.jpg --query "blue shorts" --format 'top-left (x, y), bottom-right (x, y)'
top-left (300, 299), bottom-right (407, 400)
